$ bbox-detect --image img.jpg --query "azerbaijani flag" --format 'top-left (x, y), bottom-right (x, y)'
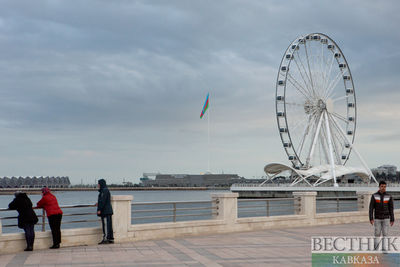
top-left (200, 93), bottom-right (209, 119)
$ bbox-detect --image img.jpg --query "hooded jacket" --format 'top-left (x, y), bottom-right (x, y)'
top-left (8, 193), bottom-right (38, 228)
top-left (97, 179), bottom-right (113, 216)
top-left (37, 188), bottom-right (63, 217)
top-left (369, 191), bottom-right (394, 222)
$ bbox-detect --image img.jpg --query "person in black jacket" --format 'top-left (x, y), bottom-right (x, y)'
top-left (8, 192), bottom-right (39, 251)
top-left (369, 181), bottom-right (394, 250)
top-left (97, 179), bottom-right (114, 244)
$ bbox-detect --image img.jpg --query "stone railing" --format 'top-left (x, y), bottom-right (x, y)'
top-left (1, 191), bottom-right (399, 254)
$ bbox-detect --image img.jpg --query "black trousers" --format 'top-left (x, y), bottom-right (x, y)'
top-left (23, 224), bottom-right (35, 248)
top-left (48, 214), bottom-right (62, 246)
top-left (101, 215), bottom-right (114, 241)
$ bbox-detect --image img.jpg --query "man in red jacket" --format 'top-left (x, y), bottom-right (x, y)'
top-left (37, 187), bottom-right (63, 249)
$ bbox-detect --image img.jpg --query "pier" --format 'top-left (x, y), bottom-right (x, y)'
top-left (231, 184), bottom-right (400, 198)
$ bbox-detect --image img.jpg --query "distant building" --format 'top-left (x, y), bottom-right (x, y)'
top-left (140, 173), bottom-right (247, 187)
top-left (372, 165), bottom-right (397, 176)
top-left (0, 176), bottom-right (71, 188)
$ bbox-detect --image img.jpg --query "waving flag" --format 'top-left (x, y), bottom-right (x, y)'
top-left (200, 93), bottom-right (209, 119)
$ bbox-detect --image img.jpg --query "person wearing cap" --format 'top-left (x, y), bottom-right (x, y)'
top-left (96, 179), bottom-right (114, 244)
top-left (37, 187), bottom-right (63, 249)
top-left (8, 192), bottom-right (38, 251)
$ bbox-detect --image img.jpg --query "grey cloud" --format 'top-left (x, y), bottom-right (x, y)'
top-left (0, 0), bottom-right (399, 182)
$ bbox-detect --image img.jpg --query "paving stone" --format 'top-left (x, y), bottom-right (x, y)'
top-left (2, 222), bottom-right (398, 266)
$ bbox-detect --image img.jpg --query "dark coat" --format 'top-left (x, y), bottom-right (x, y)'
top-left (97, 179), bottom-right (113, 217)
top-left (369, 191), bottom-right (394, 222)
top-left (8, 193), bottom-right (39, 228)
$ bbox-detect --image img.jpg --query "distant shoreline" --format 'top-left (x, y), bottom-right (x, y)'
top-left (0, 187), bottom-right (229, 195)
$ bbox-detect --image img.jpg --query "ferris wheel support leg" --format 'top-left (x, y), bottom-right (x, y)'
top-left (329, 115), bottom-right (378, 185)
top-left (324, 111), bottom-right (338, 187)
top-left (259, 172), bottom-right (275, 186)
top-left (306, 111), bottom-right (325, 167)
top-left (292, 174), bottom-right (313, 186)
top-left (350, 147), bottom-right (378, 184)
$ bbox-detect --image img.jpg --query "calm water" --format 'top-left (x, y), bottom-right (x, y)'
top-left (0, 190), bottom-right (228, 233)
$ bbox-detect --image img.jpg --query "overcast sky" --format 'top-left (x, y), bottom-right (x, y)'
top-left (0, 0), bottom-right (399, 184)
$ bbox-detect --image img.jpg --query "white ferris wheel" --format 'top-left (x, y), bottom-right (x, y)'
top-left (264, 33), bottom-right (377, 187)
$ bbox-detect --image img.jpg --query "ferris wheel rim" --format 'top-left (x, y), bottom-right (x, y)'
top-left (275, 33), bottom-right (357, 169)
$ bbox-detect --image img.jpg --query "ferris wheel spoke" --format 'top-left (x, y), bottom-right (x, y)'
top-left (329, 116), bottom-right (347, 144)
top-left (289, 114), bottom-right (311, 134)
top-left (294, 48), bottom-right (314, 89)
top-left (311, 45), bottom-right (325, 97)
top-left (303, 42), bottom-right (316, 96)
top-left (292, 55), bottom-right (313, 93)
top-left (285, 73), bottom-right (313, 101)
top-left (314, 68), bottom-right (326, 99)
top-left (324, 69), bottom-right (348, 100)
top-left (329, 113), bottom-right (350, 144)
top-left (320, 44), bottom-right (326, 87)
top-left (330, 116), bottom-right (355, 156)
top-left (333, 128), bottom-right (347, 158)
top-left (319, 51), bottom-right (331, 98)
top-left (321, 56), bottom-right (330, 94)
top-left (285, 102), bottom-right (304, 107)
top-left (280, 72), bottom-right (309, 100)
top-left (328, 116), bottom-right (343, 164)
top-left (331, 112), bottom-right (348, 123)
top-left (296, 113), bottom-right (317, 159)
top-left (330, 114), bottom-right (352, 144)
top-left (295, 120), bottom-right (311, 159)
top-left (322, 53), bottom-right (336, 95)
top-left (328, 114), bottom-right (352, 159)
top-left (331, 95), bottom-right (349, 103)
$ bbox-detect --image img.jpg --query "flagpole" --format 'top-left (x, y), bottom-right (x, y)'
top-left (207, 94), bottom-right (210, 173)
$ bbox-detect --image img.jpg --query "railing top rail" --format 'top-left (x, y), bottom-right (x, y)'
top-left (238, 198), bottom-right (294, 202)
top-left (60, 204), bottom-right (97, 209)
top-left (316, 196), bottom-right (358, 200)
top-left (0, 204), bottom-right (96, 212)
top-left (132, 200), bottom-right (214, 205)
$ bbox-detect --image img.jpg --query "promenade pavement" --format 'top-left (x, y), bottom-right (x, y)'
top-left (1, 222), bottom-right (398, 267)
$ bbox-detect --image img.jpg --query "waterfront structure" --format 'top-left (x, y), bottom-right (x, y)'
top-left (262, 32), bottom-right (377, 187)
top-left (140, 173), bottom-right (248, 187)
top-left (0, 176), bottom-right (70, 188)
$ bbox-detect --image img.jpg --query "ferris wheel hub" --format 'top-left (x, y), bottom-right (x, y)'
top-left (317, 99), bottom-right (326, 110)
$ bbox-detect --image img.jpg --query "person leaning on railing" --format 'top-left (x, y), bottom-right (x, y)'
top-left (36, 187), bottom-right (63, 249)
top-left (8, 191), bottom-right (38, 251)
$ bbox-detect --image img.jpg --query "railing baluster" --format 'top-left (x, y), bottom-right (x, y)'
top-left (266, 200), bottom-right (270, 217)
top-left (336, 197), bottom-right (339, 212)
top-left (173, 203), bottom-right (176, 223)
top-left (131, 200), bottom-right (216, 223)
top-left (42, 209), bottom-right (46, 232)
